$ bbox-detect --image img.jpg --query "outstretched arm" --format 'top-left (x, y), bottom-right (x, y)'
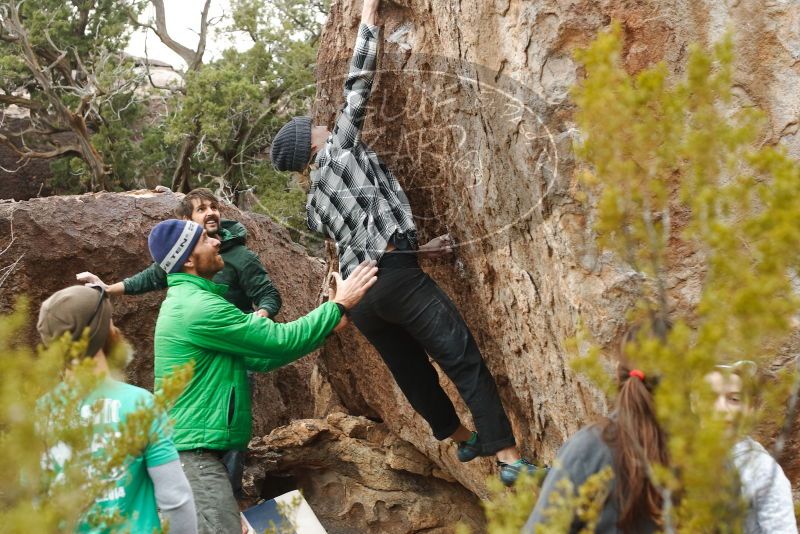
top-left (187, 261), bottom-right (378, 372)
top-left (76, 263), bottom-right (168, 296)
top-left (329, 0), bottom-right (381, 151)
top-left (76, 271), bottom-right (126, 296)
top-left (361, 0), bottom-right (378, 26)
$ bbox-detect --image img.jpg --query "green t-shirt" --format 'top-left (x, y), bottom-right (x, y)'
top-left (47, 378), bottom-right (179, 533)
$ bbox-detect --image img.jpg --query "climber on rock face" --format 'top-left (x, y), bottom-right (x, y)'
top-left (270, 0), bottom-right (542, 486)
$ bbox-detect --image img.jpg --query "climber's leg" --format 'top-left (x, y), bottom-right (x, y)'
top-left (351, 249), bottom-right (515, 454)
top-left (350, 251), bottom-right (462, 440)
top-left (350, 308), bottom-right (462, 440)
top-left (397, 272), bottom-right (516, 456)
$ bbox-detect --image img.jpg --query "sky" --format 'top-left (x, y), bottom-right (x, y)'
top-left (125, 0), bottom-right (252, 70)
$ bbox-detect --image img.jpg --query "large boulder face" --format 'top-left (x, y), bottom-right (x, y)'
top-left (313, 0), bottom-right (800, 498)
top-left (0, 191), bottom-right (328, 436)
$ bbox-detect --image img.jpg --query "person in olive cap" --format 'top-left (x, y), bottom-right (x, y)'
top-left (38, 285), bottom-right (197, 534)
top-left (148, 218), bottom-right (377, 533)
top-left (270, 0), bottom-right (539, 486)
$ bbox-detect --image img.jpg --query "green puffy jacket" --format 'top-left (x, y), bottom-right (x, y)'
top-left (153, 273), bottom-right (341, 451)
top-left (124, 220), bottom-right (282, 316)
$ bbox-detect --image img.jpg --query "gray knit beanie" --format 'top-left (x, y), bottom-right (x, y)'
top-left (270, 116), bottom-right (312, 172)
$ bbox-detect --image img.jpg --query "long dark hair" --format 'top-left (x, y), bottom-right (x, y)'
top-left (599, 329), bottom-right (669, 531)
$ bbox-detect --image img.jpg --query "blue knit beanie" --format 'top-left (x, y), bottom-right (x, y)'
top-left (148, 219), bottom-right (204, 274)
top-left (270, 116), bottom-right (312, 172)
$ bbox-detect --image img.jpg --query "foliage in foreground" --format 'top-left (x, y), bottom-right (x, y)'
top-left (569, 23), bottom-right (800, 532)
top-left (0, 299), bottom-right (191, 532)
top-left (466, 22), bottom-right (800, 534)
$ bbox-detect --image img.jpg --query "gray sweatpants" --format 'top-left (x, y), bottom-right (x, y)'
top-left (179, 450), bottom-right (241, 534)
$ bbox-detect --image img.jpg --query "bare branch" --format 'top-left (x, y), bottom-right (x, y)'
top-left (142, 34), bottom-right (184, 93)
top-left (30, 48), bottom-right (73, 85)
top-left (0, 93), bottom-right (42, 110)
top-left (126, 8), bottom-right (159, 36)
top-left (143, 0), bottom-right (210, 70)
top-left (0, 253), bottom-right (24, 289)
top-left (0, 161), bottom-right (25, 173)
top-left (193, 0), bottom-right (212, 70)
top-left (0, 209), bottom-right (17, 257)
top-left (2, 121), bottom-right (69, 137)
top-left (0, 132), bottom-right (82, 160)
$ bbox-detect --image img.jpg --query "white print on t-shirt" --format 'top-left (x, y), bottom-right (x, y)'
top-left (45, 397), bottom-right (127, 503)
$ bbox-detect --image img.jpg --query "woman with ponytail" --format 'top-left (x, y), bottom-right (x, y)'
top-left (523, 335), bottom-right (669, 533)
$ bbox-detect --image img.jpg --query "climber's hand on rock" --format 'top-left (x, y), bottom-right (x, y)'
top-left (419, 234), bottom-right (454, 259)
top-left (361, 0), bottom-right (379, 25)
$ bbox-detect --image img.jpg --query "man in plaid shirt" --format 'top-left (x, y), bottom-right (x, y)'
top-left (270, 0), bottom-right (540, 486)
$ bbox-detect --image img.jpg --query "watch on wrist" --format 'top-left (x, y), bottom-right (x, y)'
top-left (335, 302), bottom-right (349, 317)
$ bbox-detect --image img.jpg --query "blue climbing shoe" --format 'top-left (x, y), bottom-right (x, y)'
top-left (457, 431), bottom-right (480, 462)
top-left (497, 458), bottom-right (545, 487)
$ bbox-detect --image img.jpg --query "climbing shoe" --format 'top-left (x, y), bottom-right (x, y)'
top-left (456, 431), bottom-right (480, 462)
top-left (497, 458), bottom-right (545, 487)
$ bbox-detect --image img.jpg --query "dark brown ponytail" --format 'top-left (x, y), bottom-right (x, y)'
top-left (599, 325), bottom-right (670, 531)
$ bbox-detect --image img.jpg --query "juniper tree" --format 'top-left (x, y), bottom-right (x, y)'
top-left (0, 0), bottom-right (151, 192)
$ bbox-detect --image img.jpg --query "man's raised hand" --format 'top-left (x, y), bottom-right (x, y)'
top-left (75, 271), bottom-right (125, 296)
top-left (330, 260), bottom-right (378, 311)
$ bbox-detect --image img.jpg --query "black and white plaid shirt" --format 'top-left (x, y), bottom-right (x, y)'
top-left (307, 23), bottom-right (418, 279)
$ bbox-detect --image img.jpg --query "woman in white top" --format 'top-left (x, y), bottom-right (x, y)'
top-left (705, 363), bottom-right (797, 534)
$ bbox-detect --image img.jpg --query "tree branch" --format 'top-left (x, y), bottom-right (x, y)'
top-left (191, 0), bottom-right (211, 72)
top-left (1, 121), bottom-right (70, 137)
top-left (71, 0), bottom-right (95, 37)
top-left (0, 93), bottom-right (42, 110)
top-left (142, 35), bottom-right (184, 93)
top-left (145, 0), bottom-right (210, 71)
top-left (5, 3), bottom-right (109, 188)
top-left (0, 133), bottom-right (81, 160)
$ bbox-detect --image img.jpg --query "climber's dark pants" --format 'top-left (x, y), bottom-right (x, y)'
top-left (350, 250), bottom-right (516, 455)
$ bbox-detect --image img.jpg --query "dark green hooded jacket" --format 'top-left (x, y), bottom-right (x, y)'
top-left (123, 220), bottom-right (282, 316)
